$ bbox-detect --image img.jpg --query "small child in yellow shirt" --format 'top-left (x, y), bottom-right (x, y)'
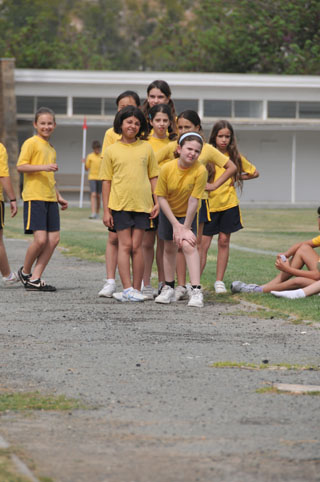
top-left (85, 140), bottom-right (102, 219)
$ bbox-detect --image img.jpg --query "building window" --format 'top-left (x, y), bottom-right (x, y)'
top-left (37, 96), bottom-right (67, 114)
top-left (299, 102), bottom-right (320, 119)
top-left (234, 100), bottom-right (262, 118)
top-left (16, 96), bottom-right (35, 114)
top-left (204, 100), bottom-right (232, 117)
top-left (103, 98), bottom-right (117, 116)
top-left (268, 101), bottom-right (296, 118)
top-left (174, 99), bottom-right (198, 114)
top-left (73, 98), bottom-right (102, 115)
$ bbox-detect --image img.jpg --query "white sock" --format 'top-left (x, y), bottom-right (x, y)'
top-left (107, 278), bottom-right (115, 284)
top-left (271, 289), bottom-right (306, 299)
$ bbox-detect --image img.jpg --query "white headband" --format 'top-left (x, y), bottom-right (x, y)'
top-left (178, 132), bottom-right (203, 145)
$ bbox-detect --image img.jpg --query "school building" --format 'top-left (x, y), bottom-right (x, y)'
top-left (15, 69), bottom-right (320, 205)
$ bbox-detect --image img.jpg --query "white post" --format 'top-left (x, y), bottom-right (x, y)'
top-left (291, 133), bottom-right (296, 204)
top-left (79, 117), bottom-right (87, 208)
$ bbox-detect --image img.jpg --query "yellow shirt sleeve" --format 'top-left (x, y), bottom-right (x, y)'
top-left (312, 235), bottom-right (320, 247)
top-left (101, 128), bottom-right (121, 157)
top-left (0, 143), bottom-right (9, 201)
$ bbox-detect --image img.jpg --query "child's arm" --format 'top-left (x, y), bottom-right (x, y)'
top-left (275, 257), bottom-right (320, 281)
top-left (55, 188), bottom-right (68, 210)
top-left (205, 159), bottom-right (236, 192)
top-left (0, 177), bottom-right (17, 217)
top-left (158, 196), bottom-right (197, 248)
top-left (102, 180), bottom-right (113, 228)
top-left (17, 163), bottom-right (58, 173)
top-left (149, 177), bottom-right (159, 219)
top-left (240, 170), bottom-right (259, 180)
top-left (281, 239), bottom-right (315, 259)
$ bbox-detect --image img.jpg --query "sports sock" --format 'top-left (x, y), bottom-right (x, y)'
top-left (107, 278), bottom-right (115, 284)
top-left (271, 289), bottom-right (306, 299)
top-left (165, 281), bottom-right (175, 289)
top-left (253, 286), bottom-right (263, 292)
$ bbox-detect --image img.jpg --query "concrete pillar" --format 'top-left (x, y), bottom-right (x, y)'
top-left (0, 58), bottom-right (20, 197)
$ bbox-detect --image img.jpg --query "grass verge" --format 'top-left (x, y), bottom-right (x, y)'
top-left (0, 391), bottom-right (87, 412)
top-left (210, 361), bottom-right (320, 370)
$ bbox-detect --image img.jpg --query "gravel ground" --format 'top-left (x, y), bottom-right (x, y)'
top-left (1, 238), bottom-right (320, 482)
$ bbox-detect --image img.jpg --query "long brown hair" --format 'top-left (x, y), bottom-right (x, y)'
top-left (209, 120), bottom-right (243, 191)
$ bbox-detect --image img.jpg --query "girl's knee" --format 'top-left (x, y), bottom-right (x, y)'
top-left (218, 233), bottom-right (230, 249)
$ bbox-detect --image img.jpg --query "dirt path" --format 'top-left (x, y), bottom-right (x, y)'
top-left (1, 239), bottom-right (320, 481)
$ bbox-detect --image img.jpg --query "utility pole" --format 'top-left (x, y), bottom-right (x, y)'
top-left (0, 58), bottom-right (20, 197)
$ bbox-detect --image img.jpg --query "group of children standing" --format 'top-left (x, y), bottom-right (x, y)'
top-left (0, 79), bottom-right (260, 307)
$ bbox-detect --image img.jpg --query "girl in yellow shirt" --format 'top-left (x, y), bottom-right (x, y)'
top-left (142, 103), bottom-right (177, 299)
top-left (155, 132), bottom-right (207, 308)
top-left (100, 106), bottom-right (159, 302)
top-left (200, 120), bottom-right (259, 294)
top-left (99, 91), bottom-right (141, 299)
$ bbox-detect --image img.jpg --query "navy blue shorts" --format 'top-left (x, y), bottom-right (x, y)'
top-left (89, 180), bottom-right (102, 194)
top-left (23, 201), bottom-right (60, 234)
top-left (0, 201), bottom-right (4, 230)
top-left (158, 209), bottom-right (197, 241)
top-left (198, 199), bottom-right (210, 223)
top-left (203, 205), bottom-right (243, 236)
top-left (112, 210), bottom-right (151, 232)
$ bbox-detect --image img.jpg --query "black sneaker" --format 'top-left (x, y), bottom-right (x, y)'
top-left (18, 266), bottom-right (31, 286)
top-left (25, 278), bottom-right (56, 292)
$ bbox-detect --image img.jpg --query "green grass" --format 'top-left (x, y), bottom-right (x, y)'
top-left (256, 386), bottom-right (320, 395)
top-left (0, 391), bottom-right (87, 412)
top-left (210, 361), bottom-right (319, 370)
top-left (4, 206), bottom-right (320, 322)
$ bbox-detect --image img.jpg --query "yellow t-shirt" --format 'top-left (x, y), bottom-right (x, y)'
top-left (207, 154), bottom-right (256, 212)
top-left (312, 235), bottom-right (320, 247)
top-left (17, 135), bottom-right (57, 202)
top-left (101, 128), bottom-right (121, 156)
top-left (156, 141), bottom-right (228, 168)
top-left (147, 136), bottom-right (170, 154)
top-left (155, 159), bottom-right (208, 217)
top-left (85, 151), bottom-right (102, 180)
top-left (0, 143), bottom-right (9, 202)
top-left (99, 139), bottom-right (159, 213)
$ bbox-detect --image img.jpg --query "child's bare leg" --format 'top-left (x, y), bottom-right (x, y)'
top-left (106, 231), bottom-right (118, 279)
top-left (132, 228), bottom-right (145, 290)
top-left (182, 240), bottom-right (200, 285)
top-left (303, 279), bottom-right (320, 296)
top-left (32, 231), bottom-right (60, 279)
top-left (142, 230), bottom-right (156, 286)
top-left (200, 234), bottom-right (213, 275)
top-left (176, 250), bottom-right (187, 285)
top-left (271, 276), bottom-right (316, 291)
top-left (0, 231), bottom-right (10, 277)
top-left (216, 232), bottom-right (230, 281)
top-left (262, 244), bottom-right (319, 292)
top-left (155, 236), bottom-right (165, 283)
top-left (163, 240), bottom-right (178, 282)
top-left (96, 193), bottom-right (101, 215)
top-left (23, 230), bottom-right (48, 274)
top-left (117, 228), bottom-right (133, 289)
top-left (90, 192), bottom-right (97, 215)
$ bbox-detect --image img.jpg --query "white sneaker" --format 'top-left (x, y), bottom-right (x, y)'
top-left (99, 280), bottom-right (116, 297)
top-left (2, 272), bottom-right (19, 286)
top-left (188, 288), bottom-right (204, 308)
top-left (155, 285), bottom-right (175, 304)
top-left (142, 284), bottom-right (155, 300)
top-left (117, 287), bottom-right (145, 302)
top-left (174, 285), bottom-right (188, 301)
top-left (214, 280), bottom-right (227, 294)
